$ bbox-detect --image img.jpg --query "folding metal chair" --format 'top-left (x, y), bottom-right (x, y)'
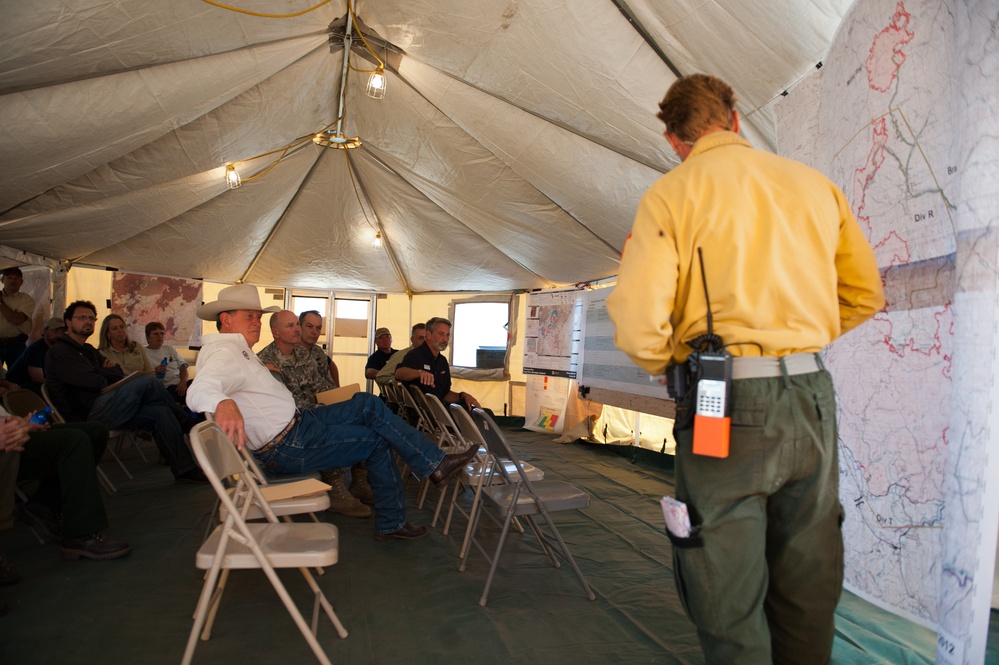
top-left (41, 384), bottom-right (142, 484)
top-left (9, 388), bottom-right (117, 495)
top-left (183, 422), bottom-right (348, 665)
top-left (460, 409), bottom-right (595, 606)
top-left (445, 404), bottom-right (544, 557)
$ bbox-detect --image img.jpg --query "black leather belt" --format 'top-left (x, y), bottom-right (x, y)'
top-left (255, 412), bottom-right (300, 454)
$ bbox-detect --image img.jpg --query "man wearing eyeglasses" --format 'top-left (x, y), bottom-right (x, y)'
top-left (44, 301), bottom-right (205, 483)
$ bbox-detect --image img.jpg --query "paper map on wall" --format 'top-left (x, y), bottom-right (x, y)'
top-left (110, 272), bottom-right (204, 347)
top-left (775, 0), bottom-right (998, 661)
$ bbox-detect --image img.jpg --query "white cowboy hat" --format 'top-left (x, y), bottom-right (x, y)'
top-left (196, 283), bottom-right (281, 320)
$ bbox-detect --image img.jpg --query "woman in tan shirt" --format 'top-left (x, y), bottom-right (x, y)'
top-left (98, 314), bottom-right (153, 374)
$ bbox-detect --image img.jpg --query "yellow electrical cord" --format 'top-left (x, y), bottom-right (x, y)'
top-left (200, 0), bottom-right (334, 19)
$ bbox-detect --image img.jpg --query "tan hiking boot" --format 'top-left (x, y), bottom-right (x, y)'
top-left (321, 468), bottom-right (372, 518)
top-left (348, 462), bottom-right (375, 505)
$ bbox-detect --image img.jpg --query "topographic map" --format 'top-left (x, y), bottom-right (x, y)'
top-left (775, 0), bottom-right (998, 661)
top-left (524, 290), bottom-right (581, 378)
top-left (110, 272), bottom-right (203, 347)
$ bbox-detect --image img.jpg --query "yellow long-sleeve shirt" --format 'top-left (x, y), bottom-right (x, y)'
top-left (607, 131), bottom-right (885, 375)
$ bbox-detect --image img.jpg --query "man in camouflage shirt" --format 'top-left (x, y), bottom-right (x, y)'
top-left (257, 310), bottom-right (370, 518)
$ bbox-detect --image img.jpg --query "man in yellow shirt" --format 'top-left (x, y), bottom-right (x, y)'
top-left (0, 267), bottom-right (35, 370)
top-left (607, 74), bottom-right (884, 664)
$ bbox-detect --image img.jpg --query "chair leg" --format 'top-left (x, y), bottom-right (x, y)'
top-left (257, 563), bottom-right (334, 665)
top-left (200, 568), bottom-right (230, 641)
top-left (182, 561), bottom-right (226, 665)
top-left (105, 436), bottom-right (134, 480)
top-left (96, 467), bottom-right (116, 495)
top-left (536, 508), bottom-right (597, 601)
top-left (442, 479), bottom-right (465, 535)
top-left (298, 568), bottom-right (348, 639)
top-left (129, 432), bottom-right (150, 463)
top-left (479, 503), bottom-right (519, 607)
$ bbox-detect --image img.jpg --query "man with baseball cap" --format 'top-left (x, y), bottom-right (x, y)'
top-left (186, 284), bottom-right (478, 541)
top-left (5, 317), bottom-right (66, 389)
top-left (364, 327), bottom-right (396, 380)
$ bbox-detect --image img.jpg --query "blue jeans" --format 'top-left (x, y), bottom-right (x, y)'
top-left (254, 393), bottom-right (445, 535)
top-left (88, 374), bottom-right (198, 477)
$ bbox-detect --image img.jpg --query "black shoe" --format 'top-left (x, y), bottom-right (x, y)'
top-left (429, 445), bottom-right (479, 487)
top-left (176, 468), bottom-right (209, 483)
top-left (0, 548), bottom-right (21, 586)
top-left (61, 533), bottom-right (131, 561)
top-left (374, 523), bottom-right (429, 541)
top-left (16, 501), bottom-right (62, 543)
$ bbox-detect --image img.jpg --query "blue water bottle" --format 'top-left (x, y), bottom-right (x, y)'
top-left (156, 357), bottom-right (169, 379)
top-left (30, 407), bottom-right (52, 425)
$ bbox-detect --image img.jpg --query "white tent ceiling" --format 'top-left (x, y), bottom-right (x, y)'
top-left (0, 0), bottom-right (852, 293)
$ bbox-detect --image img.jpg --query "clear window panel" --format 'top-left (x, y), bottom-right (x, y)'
top-left (452, 302), bottom-right (508, 368)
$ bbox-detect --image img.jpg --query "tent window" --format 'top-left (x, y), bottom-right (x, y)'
top-left (451, 301), bottom-right (509, 369)
top-left (333, 298), bottom-right (369, 338)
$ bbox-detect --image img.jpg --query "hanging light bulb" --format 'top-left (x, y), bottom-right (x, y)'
top-left (372, 231), bottom-right (383, 249)
top-left (366, 65), bottom-right (386, 99)
top-left (225, 164), bottom-right (241, 189)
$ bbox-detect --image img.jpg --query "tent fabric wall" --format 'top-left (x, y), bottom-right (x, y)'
top-left (0, 0), bottom-right (853, 293)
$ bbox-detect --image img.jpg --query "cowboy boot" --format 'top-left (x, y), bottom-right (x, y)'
top-left (320, 468), bottom-right (371, 518)
top-left (348, 462), bottom-right (375, 505)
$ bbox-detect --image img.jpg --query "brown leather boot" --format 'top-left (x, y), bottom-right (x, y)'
top-left (320, 468), bottom-right (372, 518)
top-left (348, 462), bottom-right (375, 505)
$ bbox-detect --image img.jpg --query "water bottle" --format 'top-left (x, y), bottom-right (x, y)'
top-left (156, 357), bottom-right (169, 379)
top-left (29, 407), bottom-right (52, 426)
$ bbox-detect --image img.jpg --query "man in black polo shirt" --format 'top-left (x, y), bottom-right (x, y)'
top-left (364, 327), bottom-right (396, 380)
top-left (395, 317), bottom-right (481, 410)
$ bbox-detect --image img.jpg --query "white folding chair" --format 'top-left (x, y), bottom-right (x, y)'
top-left (460, 409), bottom-right (595, 606)
top-left (183, 422), bottom-right (348, 665)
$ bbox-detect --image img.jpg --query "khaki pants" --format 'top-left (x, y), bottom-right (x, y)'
top-left (670, 369), bottom-right (843, 665)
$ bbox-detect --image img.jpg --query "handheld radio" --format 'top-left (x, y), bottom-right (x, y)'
top-left (688, 248), bottom-right (732, 458)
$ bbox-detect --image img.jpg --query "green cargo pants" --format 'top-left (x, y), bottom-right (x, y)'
top-left (670, 368), bottom-right (844, 665)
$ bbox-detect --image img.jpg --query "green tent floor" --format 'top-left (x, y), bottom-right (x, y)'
top-left (2, 426), bottom-right (996, 664)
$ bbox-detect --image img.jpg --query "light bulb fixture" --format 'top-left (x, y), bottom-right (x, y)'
top-left (225, 164), bottom-right (241, 189)
top-left (366, 65), bottom-right (386, 99)
top-left (313, 131), bottom-right (362, 150)
top-left (372, 231), bottom-right (383, 249)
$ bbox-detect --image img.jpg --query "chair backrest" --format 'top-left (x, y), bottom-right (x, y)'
top-left (189, 421), bottom-right (247, 483)
top-left (399, 385), bottom-right (428, 432)
top-left (407, 384), bottom-right (442, 439)
top-left (38, 384), bottom-right (67, 424)
top-left (423, 393), bottom-right (462, 448)
top-left (449, 404), bottom-right (487, 448)
top-left (470, 408), bottom-right (531, 487)
top-left (3, 388), bottom-right (49, 419)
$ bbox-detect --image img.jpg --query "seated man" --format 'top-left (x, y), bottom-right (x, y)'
top-left (396, 317), bottom-right (482, 410)
top-left (258, 310), bottom-right (371, 518)
top-left (375, 323), bottom-right (425, 388)
top-left (143, 321), bottom-right (191, 404)
top-left (298, 310), bottom-right (340, 387)
top-left (186, 284), bottom-right (478, 541)
top-left (0, 409), bottom-right (129, 564)
top-left (5, 317), bottom-right (65, 392)
top-left (44, 300), bottom-right (205, 483)
top-left (364, 327), bottom-right (396, 381)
